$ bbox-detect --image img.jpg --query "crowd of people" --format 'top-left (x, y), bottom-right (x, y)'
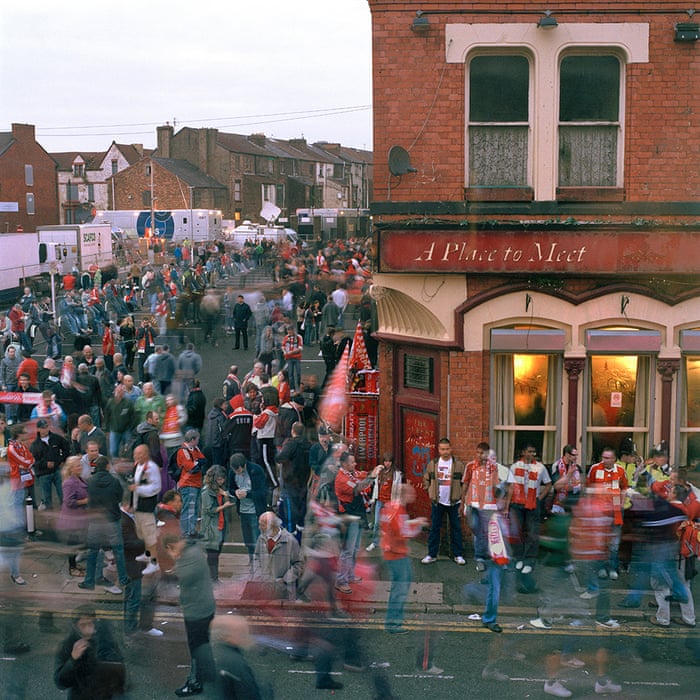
top-left (447, 439), bottom-right (700, 696)
top-left (2, 233), bottom-right (699, 698)
top-left (0, 233), bottom-right (388, 697)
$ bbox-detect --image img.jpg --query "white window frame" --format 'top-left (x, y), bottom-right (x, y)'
top-left (447, 22), bottom-right (648, 200)
top-left (466, 51), bottom-right (533, 188)
top-left (557, 51), bottom-right (624, 188)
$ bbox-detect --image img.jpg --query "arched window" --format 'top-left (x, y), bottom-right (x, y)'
top-left (490, 328), bottom-right (564, 464)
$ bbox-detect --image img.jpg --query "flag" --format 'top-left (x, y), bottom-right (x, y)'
top-left (348, 321), bottom-right (372, 372)
top-left (318, 344), bottom-right (350, 432)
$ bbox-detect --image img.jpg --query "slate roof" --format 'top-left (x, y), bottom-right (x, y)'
top-left (151, 157), bottom-right (227, 189)
top-left (50, 151), bottom-right (104, 170)
top-left (0, 131), bottom-right (15, 157)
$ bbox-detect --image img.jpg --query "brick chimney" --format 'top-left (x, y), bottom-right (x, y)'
top-left (289, 138), bottom-right (307, 149)
top-left (157, 125), bottom-right (173, 158)
top-left (12, 123), bottom-right (36, 142)
top-left (249, 133), bottom-right (267, 147)
top-left (196, 128), bottom-right (218, 174)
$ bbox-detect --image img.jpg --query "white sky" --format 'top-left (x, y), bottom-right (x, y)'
top-left (0, 0), bottom-right (373, 154)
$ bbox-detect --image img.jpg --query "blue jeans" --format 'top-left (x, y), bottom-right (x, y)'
top-left (239, 512), bottom-right (259, 560)
top-left (88, 404), bottom-right (101, 428)
top-left (510, 503), bottom-right (541, 565)
top-left (649, 543), bottom-right (689, 603)
top-left (370, 500), bottom-right (385, 546)
top-left (38, 471), bottom-right (63, 508)
top-left (470, 507), bottom-right (491, 562)
top-left (483, 561), bottom-right (504, 624)
top-left (278, 489), bottom-right (307, 541)
top-left (607, 523), bottom-right (622, 572)
top-left (179, 486), bottom-right (201, 537)
top-left (123, 577), bottom-right (142, 634)
top-left (84, 519), bottom-right (128, 587)
top-left (109, 429), bottom-right (132, 458)
top-left (385, 556), bottom-right (412, 630)
top-left (337, 518), bottom-right (362, 585)
top-left (427, 502), bottom-right (463, 558)
top-left (286, 358), bottom-right (301, 392)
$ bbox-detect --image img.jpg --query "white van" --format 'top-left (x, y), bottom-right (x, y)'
top-left (228, 221), bottom-right (299, 248)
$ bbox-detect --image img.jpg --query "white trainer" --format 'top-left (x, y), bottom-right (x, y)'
top-left (143, 627), bottom-right (164, 637)
top-left (142, 561), bottom-right (160, 576)
top-left (425, 664), bottom-right (444, 675)
top-left (544, 680), bottom-right (572, 698)
top-left (529, 617), bottom-right (552, 630)
top-left (595, 679), bottom-right (622, 694)
top-left (365, 542), bottom-right (377, 552)
top-left (421, 555), bottom-right (436, 564)
top-left (595, 618), bottom-right (621, 630)
top-left (454, 556), bottom-right (466, 565)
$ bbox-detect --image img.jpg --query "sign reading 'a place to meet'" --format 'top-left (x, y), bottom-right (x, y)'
top-left (378, 229), bottom-right (700, 275)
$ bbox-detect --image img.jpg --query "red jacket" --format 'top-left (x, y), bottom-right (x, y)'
top-left (282, 334), bottom-right (303, 360)
top-left (8, 307), bottom-right (25, 333)
top-left (177, 444), bottom-right (205, 489)
top-left (380, 501), bottom-right (423, 560)
top-left (102, 326), bottom-right (115, 356)
top-left (8, 439), bottom-right (34, 490)
top-left (586, 463), bottom-right (628, 525)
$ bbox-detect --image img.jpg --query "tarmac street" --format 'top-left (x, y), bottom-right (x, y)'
top-left (1, 270), bottom-right (699, 697)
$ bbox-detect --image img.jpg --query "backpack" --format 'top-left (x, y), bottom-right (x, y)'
top-left (168, 448), bottom-right (182, 482)
top-left (677, 519), bottom-right (700, 559)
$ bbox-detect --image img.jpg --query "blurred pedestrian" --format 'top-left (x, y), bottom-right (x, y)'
top-left (380, 483), bottom-right (426, 633)
top-left (211, 615), bottom-right (266, 700)
top-left (163, 533), bottom-right (217, 697)
top-left (54, 603), bottom-right (125, 700)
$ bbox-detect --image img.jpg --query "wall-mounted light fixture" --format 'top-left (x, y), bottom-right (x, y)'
top-left (675, 10), bottom-right (699, 42)
top-left (412, 11), bottom-right (430, 32)
top-left (537, 10), bottom-right (558, 29)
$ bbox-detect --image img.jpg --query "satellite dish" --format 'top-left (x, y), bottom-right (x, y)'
top-left (388, 145), bottom-right (417, 176)
top-left (260, 201), bottom-right (281, 224)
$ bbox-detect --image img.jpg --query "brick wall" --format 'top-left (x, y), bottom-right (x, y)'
top-left (377, 340), bottom-right (490, 461)
top-left (113, 159), bottom-right (190, 211)
top-left (369, 1), bottom-right (700, 205)
top-left (0, 123), bottom-right (59, 231)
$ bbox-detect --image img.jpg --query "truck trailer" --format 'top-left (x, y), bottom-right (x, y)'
top-left (92, 209), bottom-right (222, 243)
top-left (36, 224), bottom-right (113, 274)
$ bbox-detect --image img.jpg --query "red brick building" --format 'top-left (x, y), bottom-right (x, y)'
top-left (0, 123), bottom-right (58, 232)
top-left (110, 155), bottom-right (228, 213)
top-left (367, 1), bottom-right (700, 487)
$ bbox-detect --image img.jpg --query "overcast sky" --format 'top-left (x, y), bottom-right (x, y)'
top-left (0, 0), bottom-right (373, 154)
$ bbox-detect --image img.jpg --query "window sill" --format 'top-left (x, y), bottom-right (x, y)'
top-left (464, 187), bottom-right (534, 202)
top-left (556, 187), bottom-right (624, 202)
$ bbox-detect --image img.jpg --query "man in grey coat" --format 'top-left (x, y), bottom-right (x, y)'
top-left (252, 512), bottom-right (303, 601)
